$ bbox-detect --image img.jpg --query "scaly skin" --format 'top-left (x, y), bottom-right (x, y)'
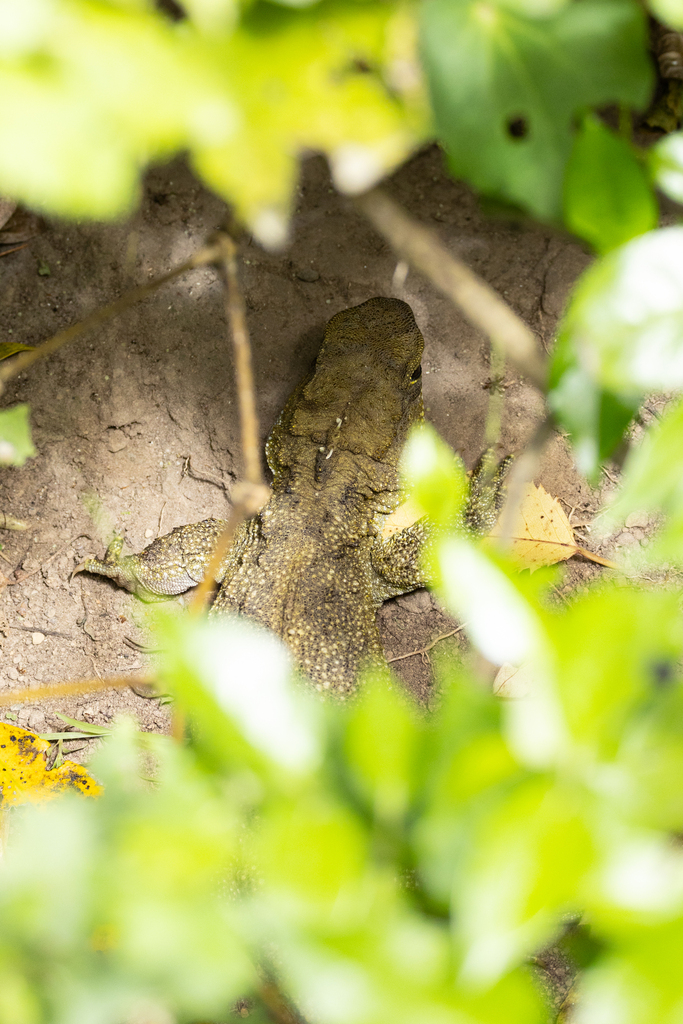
top-left (82, 297), bottom-right (506, 694)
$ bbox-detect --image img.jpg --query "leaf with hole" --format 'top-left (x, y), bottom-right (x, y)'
top-left (420, 0), bottom-right (651, 221)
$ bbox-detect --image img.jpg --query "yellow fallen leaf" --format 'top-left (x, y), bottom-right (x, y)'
top-left (380, 497), bottom-right (425, 540)
top-left (488, 482), bottom-right (617, 571)
top-left (0, 721), bottom-right (102, 806)
top-left (0, 342), bottom-right (33, 362)
top-left (493, 662), bottom-right (534, 698)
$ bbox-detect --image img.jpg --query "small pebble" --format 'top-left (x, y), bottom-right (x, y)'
top-left (27, 710), bottom-right (46, 733)
top-left (296, 266), bottom-right (320, 282)
top-left (31, 632), bottom-right (45, 645)
top-left (625, 511), bottom-right (649, 530)
top-left (107, 430), bottom-right (128, 454)
top-left (616, 531), bottom-right (637, 547)
top-left (145, 528), bottom-right (154, 538)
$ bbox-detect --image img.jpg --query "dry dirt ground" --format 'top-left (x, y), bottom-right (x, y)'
top-left (0, 144), bottom-right (616, 751)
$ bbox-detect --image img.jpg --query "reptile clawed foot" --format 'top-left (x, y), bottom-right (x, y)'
top-left (466, 449), bottom-right (513, 535)
top-left (72, 533), bottom-right (150, 596)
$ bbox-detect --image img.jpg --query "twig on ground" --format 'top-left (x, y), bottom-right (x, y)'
top-left (9, 532), bottom-right (92, 586)
top-left (0, 675), bottom-right (155, 707)
top-left (0, 512), bottom-right (28, 531)
top-left (601, 465), bottom-right (620, 486)
top-left (0, 242), bottom-right (29, 258)
top-left (0, 242), bottom-right (222, 392)
top-left (123, 636), bottom-right (162, 654)
top-left (8, 624), bottom-right (73, 639)
top-left (387, 626), bottom-right (465, 665)
top-left (356, 189), bottom-right (547, 390)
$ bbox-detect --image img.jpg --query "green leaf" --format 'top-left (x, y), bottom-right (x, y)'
top-left (156, 610), bottom-right (321, 776)
top-left (0, 404), bottom-right (35, 466)
top-left (415, 669), bottom-right (520, 904)
top-left (648, 0), bottom-right (683, 31)
top-left (255, 790), bottom-right (368, 903)
top-left (616, 686), bottom-right (683, 832)
top-left (650, 130), bottom-right (683, 204)
top-left (548, 226), bottom-right (683, 474)
top-left (0, 3), bottom-right (234, 217)
top-left (455, 775), bottom-right (597, 984)
top-left (579, 921), bottom-right (683, 1024)
top-left (435, 537), bottom-right (547, 666)
top-left (194, 0), bottom-right (429, 243)
top-left (605, 397), bottom-right (683, 561)
top-left (400, 423), bottom-right (468, 527)
top-left (177, 0), bottom-right (238, 32)
top-left (344, 677), bottom-right (422, 822)
top-left (548, 359), bottom-right (640, 478)
top-left (555, 227), bottom-right (683, 393)
top-left (548, 586), bottom-right (683, 760)
top-left (564, 115), bottom-right (657, 253)
top-left (420, 0), bottom-right (652, 221)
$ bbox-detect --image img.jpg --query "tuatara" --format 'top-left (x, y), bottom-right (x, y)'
top-left (82, 297), bottom-right (503, 694)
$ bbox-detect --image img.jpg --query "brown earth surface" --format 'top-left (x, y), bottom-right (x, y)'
top-left (0, 144), bottom-right (617, 752)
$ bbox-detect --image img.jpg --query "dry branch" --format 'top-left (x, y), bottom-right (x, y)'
top-left (217, 235), bottom-right (264, 488)
top-left (357, 189), bottom-right (547, 390)
top-left (0, 242), bottom-right (222, 391)
top-left (189, 236), bottom-right (270, 614)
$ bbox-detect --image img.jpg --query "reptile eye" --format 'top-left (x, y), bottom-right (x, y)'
top-left (409, 364), bottom-right (422, 384)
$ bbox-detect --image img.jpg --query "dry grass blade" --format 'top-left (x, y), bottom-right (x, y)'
top-left (0, 675), bottom-right (155, 707)
top-left (0, 512), bottom-right (28, 531)
top-left (387, 626), bottom-right (464, 664)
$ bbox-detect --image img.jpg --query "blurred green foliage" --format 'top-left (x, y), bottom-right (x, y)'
top-left (6, 0), bottom-right (683, 1021)
top-left (563, 116), bottom-right (658, 254)
top-left (0, 0), bottom-right (428, 245)
top-left (0, 405), bottom-right (36, 466)
top-left (4, 436), bottom-right (683, 1023)
top-left (0, 0), bottom-right (660, 249)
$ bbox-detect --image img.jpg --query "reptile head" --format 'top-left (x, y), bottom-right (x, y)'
top-left (268, 297), bottom-right (424, 481)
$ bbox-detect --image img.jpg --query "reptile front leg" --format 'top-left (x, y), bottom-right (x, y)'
top-left (370, 449), bottom-right (512, 602)
top-left (77, 518), bottom-right (227, 598)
